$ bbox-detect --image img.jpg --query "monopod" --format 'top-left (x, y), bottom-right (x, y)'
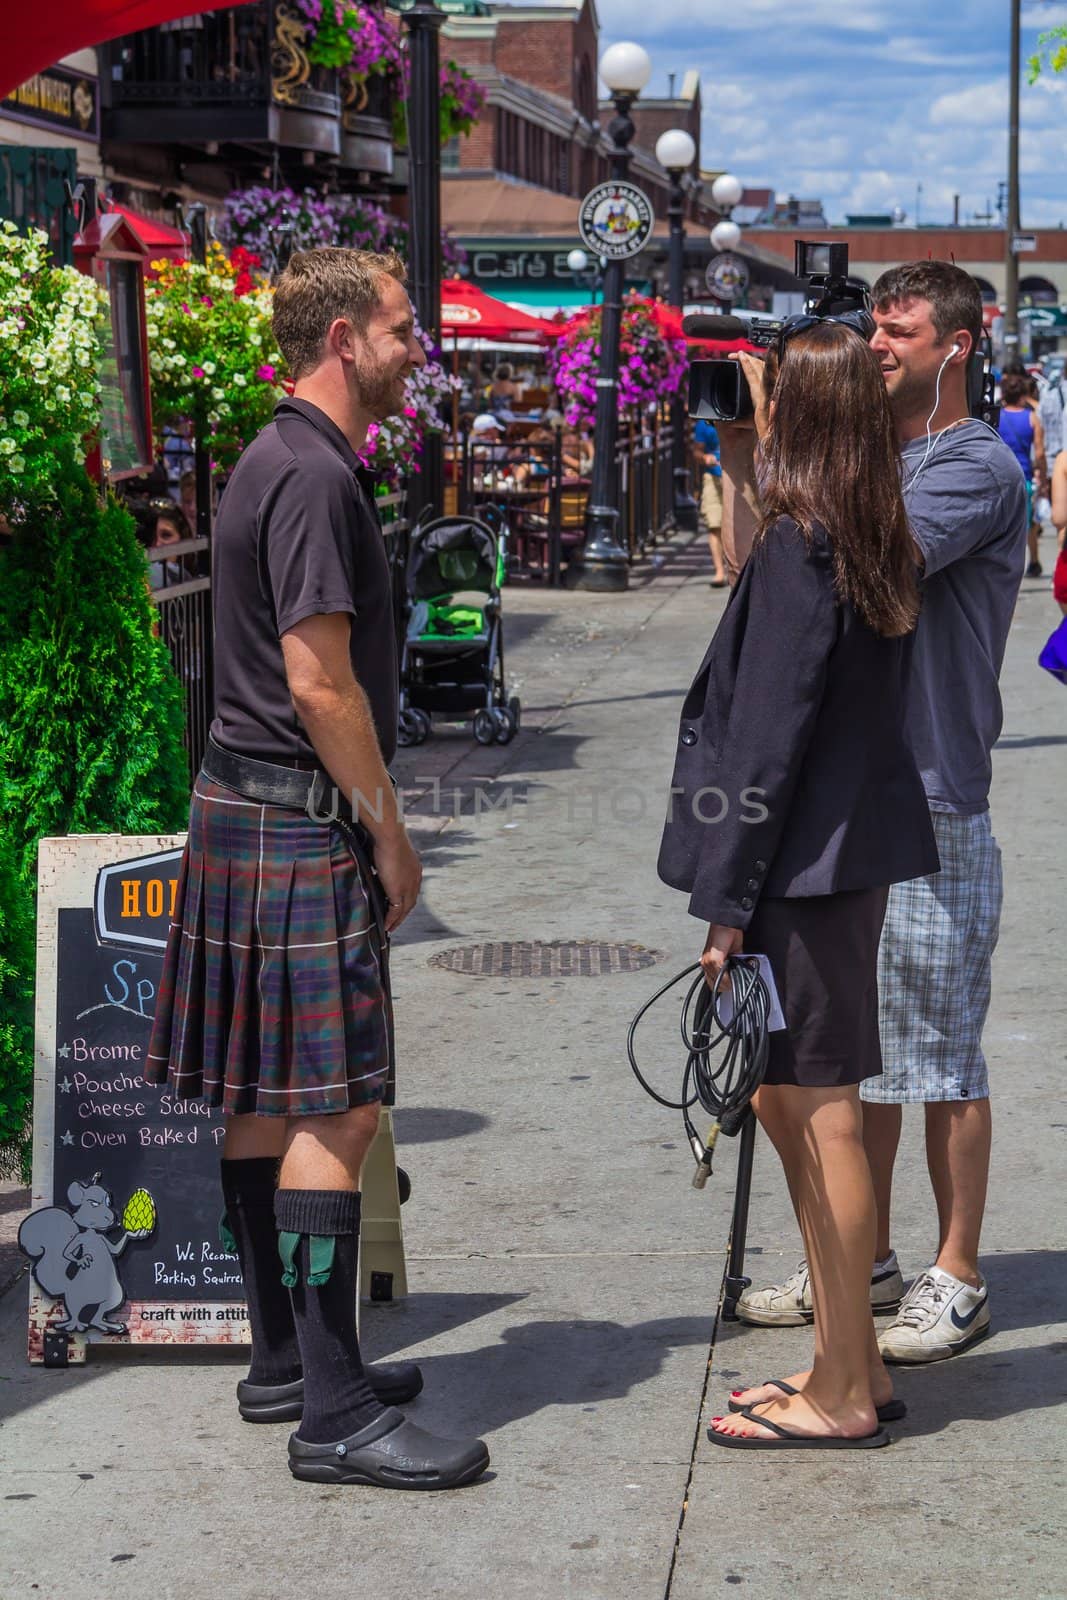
top-left (627, 957), bottom-right (770, 1318)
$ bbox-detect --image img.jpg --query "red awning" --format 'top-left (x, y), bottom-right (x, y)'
top-left (107, 202), bottom-right (189, 260)
top-left (0, 2), bottom-right (254, 99)
top-left (440, 280), bottom-right (556, 344)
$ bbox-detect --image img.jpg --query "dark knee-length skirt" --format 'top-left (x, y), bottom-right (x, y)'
top-left (145, 776), bottom-right (390, 1117)
top-left (748, 885), bottom-right (890, 1088)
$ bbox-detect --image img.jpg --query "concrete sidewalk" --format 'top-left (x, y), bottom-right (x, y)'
top-left (1, 530), bottom-right (1064, 1600)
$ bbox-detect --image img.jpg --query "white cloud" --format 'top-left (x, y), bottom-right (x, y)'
top-left (929, 80), bottom-right (1009, 125)
top-left (1021, 2), bottom-right (1067, 25)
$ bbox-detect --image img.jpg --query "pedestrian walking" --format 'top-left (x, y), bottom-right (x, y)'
top-left (1038, 363), bottom-right (1067, 481)
top-left (146, 247), bottom-right (489, 1491)
top-left (659, 322), bottom-right (938, 1447)
top-left (729, 262), bottom-right (1028, 1369)
top-left (693, 415), bottom-right (727, 586)
top-left (997, 370), bottom-right (1046, 576)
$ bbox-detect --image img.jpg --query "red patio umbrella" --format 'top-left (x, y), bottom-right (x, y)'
top-left (0, 2), bottom-right (254, 99)
top-left (440, 280), bottom-right (556, 344)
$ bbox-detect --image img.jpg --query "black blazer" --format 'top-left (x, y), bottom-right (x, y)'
top-left (658, 516), bottom-right (939, 929)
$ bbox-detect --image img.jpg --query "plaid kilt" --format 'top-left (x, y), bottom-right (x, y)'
top-left (863, 811), bottom-right (1003, 1105)
top-left (145, 775), bottom-right (390, 1117)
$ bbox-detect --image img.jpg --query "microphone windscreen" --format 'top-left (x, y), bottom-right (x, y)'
top-left (682, 313), bottom-right (749, 339)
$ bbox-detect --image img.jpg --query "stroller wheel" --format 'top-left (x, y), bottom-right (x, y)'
top-left (397, 709), bottom-right (420, 747)
top-left (473, 709), bottom-right (497, 745)
top-left (492, 707), bottom-right (515, 744)
top-left (411, 709), bottom-right (432, 744)
top-left (507, 696), bottom-right (522, 735)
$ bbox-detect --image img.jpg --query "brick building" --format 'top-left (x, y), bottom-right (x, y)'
top-left (439, 0), bottom-right (730, 313)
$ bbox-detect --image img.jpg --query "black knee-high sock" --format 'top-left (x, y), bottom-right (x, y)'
top-left (274, 1188), bottom-right (384, 1442)
top-left (220, 1158), bottom-right (302, 1387)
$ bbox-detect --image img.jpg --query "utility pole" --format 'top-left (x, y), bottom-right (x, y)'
top-left (1004, 0), bottom-right (1021, 354)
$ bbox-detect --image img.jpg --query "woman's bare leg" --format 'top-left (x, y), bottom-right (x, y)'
top-left (713, 1085), bottom-right (882, 1438)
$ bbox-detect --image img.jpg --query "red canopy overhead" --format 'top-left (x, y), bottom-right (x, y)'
top-left (0, 1), bottom-right (254, 100)
top-left (440, 280), bottom-right (556, 344)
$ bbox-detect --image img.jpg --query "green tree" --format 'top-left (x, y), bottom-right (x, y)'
top-left (0, 474), bottom-right (189, 1176)
top-left (1028, 27), bottom-right (1067, 81)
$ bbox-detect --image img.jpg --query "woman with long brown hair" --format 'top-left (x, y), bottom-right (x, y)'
top-left (658, 320), bottom-right (940, 1448)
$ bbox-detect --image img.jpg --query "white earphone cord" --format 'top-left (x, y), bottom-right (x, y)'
top-left (904, 344), bottom-right (1003, 490)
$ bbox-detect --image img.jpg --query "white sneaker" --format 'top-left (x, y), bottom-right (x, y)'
top-left (736, 1253), bottom-right (904, 1327)
top-left (878, 1266), bottom-right (991, 1364)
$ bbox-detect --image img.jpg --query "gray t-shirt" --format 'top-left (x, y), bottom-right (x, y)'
top-left (901, 419), bottom-right (1028, 814)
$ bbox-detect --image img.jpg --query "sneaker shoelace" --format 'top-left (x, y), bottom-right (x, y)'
top-left (785, 1261), bottom-right (810, 1304)
top-left (894, 1271), bottom-right (948, 1329)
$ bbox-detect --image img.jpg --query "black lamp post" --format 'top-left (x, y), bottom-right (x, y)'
top-left (404, 0), bottom-right (445, 520)
top-left (567, 40), bottom-right (652, 593)
top-left (655, 128), bottom-right (698, 533)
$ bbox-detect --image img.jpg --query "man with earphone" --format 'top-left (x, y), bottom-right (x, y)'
top-left (721, 262), bottom-right (1029, 1382)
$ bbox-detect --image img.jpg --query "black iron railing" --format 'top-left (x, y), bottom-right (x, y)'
top-left (148, 537), bottom-right (213, 785)
top-left (103, 3), bottom-right (341, 123)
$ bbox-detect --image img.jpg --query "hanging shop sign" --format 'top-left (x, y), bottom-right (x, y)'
top-left (706, 251), bottom-right (750, 303)
top-left (578, 181), bottom-right (654, 262)
top-left (2, 66), bottom-right (99, 141)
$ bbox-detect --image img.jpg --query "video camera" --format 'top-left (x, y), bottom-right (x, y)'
top-left (686, 241), bottom-right (872, 423)
top-left (686, 240), bottom-right (1000, 429)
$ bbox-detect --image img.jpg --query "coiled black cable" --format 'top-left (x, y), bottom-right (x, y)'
top-left (627, 956), bottom-right (771, 1186)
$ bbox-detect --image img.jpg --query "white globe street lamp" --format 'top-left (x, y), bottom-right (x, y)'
top-left (711, 172), bottom-right (744, 211)
top-left (566, 248), bottom-right (590, 274)
top-left (710, 219), bottom-right (742, 252)
top-left (657, 125), bottom-right (700, 533)
top-left (599, 40), bottom-right (652, 96)
top-left (655, 127), bottom-right (696, 173)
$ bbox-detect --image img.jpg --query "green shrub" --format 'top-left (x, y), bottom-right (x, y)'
top-left (0, 472), bottom-right (189, 1174)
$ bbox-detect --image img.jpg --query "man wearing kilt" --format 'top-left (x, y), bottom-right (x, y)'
top-left (146, 248), bottom-right (489, 1491)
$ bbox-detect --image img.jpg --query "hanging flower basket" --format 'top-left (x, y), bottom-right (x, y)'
top-left (547, 297), bottom-right (689, 429)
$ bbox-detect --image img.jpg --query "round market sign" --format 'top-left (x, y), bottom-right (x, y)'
top-left (578, 181), bottom-right (654, 262)
top-left (706, 252), bottom-right (750, 303)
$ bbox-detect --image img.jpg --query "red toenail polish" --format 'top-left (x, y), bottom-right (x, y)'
top-left (711, 1416), bottom-right (722, 1423)
top-left (731, 1390), bottom-right (743, 1396)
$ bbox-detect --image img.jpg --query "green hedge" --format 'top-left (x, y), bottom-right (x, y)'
top-left (0, 470), bottom-right (189, 1177)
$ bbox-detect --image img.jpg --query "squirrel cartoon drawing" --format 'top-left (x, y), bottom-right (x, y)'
top-left (18, 1175), bottom-right (153, 1334)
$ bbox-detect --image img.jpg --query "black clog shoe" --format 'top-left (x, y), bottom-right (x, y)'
top-left (287, 1408), bottom-right (490, 1490)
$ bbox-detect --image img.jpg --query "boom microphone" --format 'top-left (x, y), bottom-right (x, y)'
top-left (682, 313), bottom-right (750, 340)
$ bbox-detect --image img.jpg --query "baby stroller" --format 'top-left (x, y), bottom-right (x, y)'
top-left (397, 511), bottom-right (521, 747)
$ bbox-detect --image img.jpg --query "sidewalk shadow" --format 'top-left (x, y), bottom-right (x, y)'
top-left (392, 1107), bottom-right (490, 1144)
top-left (0, 1289), bottom-right (528, 1426)
top-left (371, 1304), bottom-right (714, 1435)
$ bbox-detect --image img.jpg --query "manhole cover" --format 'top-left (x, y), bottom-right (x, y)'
top-left (428, 940), bottom-right (664, 978)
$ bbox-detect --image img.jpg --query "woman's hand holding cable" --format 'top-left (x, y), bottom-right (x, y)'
top-left (702, 923), bottom-right (744, 990)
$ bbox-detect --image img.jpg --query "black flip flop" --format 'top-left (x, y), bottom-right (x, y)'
top-left (709, 1404), bottom-right (891, 1451)
top-left (727, 1378), bottom-right (906, 1423)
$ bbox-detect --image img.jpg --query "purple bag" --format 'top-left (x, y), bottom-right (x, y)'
top-left (1038, 617), bottom-right (1067, 685)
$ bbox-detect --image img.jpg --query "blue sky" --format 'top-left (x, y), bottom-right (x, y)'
top-left (590, 0), bottom-right (1067, 226)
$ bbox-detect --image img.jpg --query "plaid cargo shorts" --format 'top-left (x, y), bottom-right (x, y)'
top-left (862, 810), bottom-right (1003, 1104)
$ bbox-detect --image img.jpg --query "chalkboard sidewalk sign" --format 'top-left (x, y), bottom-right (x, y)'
top-left (22, 835), bottom-right (407, 1367)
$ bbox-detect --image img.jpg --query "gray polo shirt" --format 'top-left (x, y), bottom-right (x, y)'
top-left (211, 398), bottom-right (398, 767)
top-left (902, 419), bottom-right (1028, 814)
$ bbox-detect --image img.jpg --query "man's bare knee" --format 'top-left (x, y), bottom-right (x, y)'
top-left (280, 1101), bottom-right (382, 1188)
